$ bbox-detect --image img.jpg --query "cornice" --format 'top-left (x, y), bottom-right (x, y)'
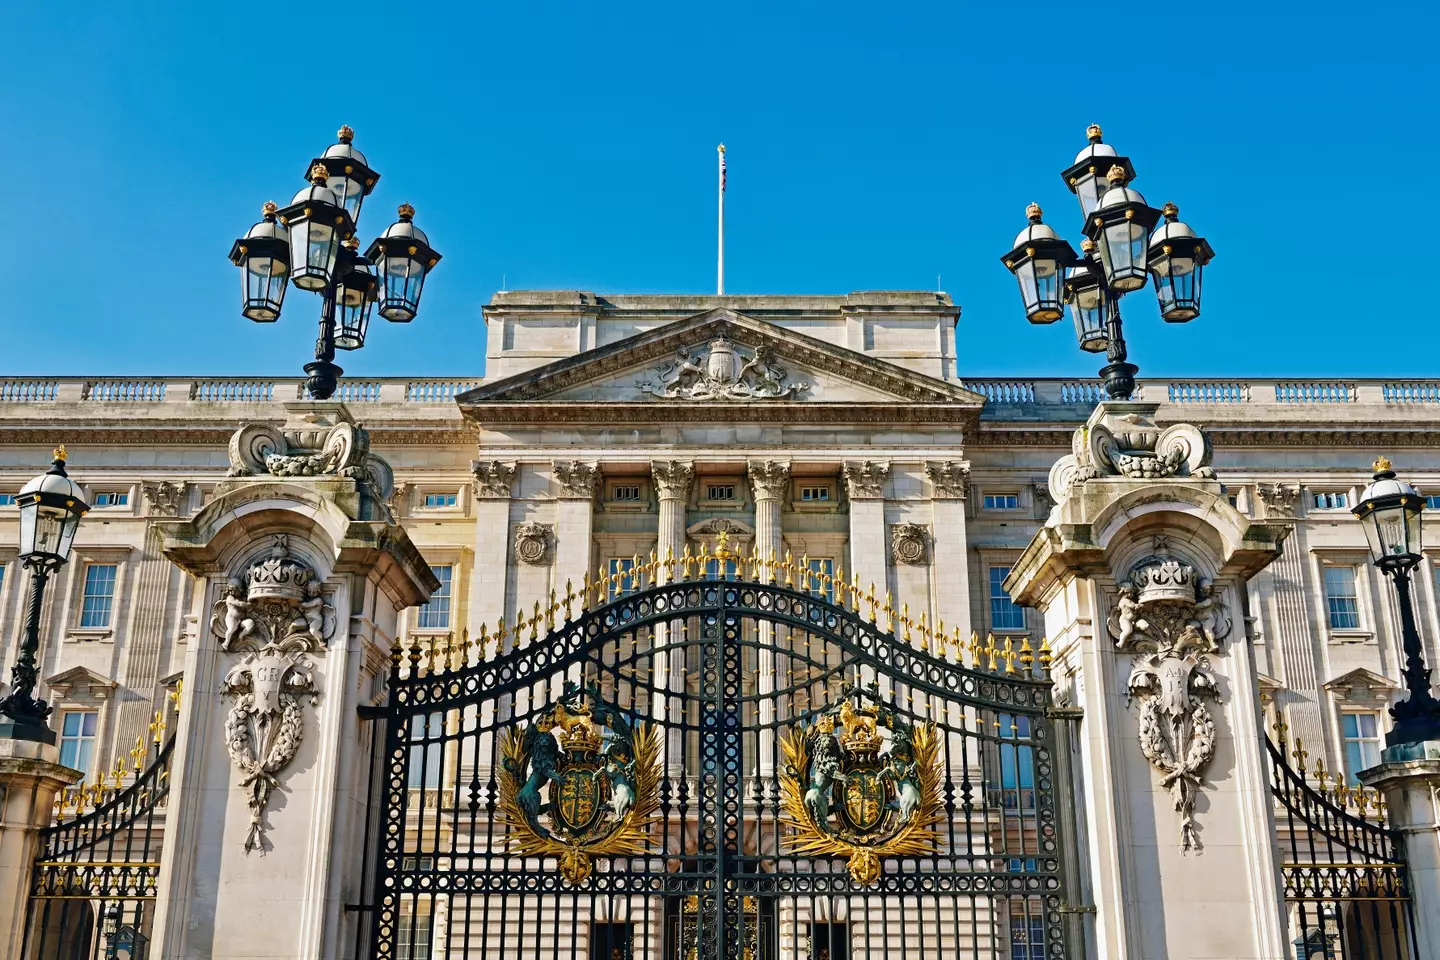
top-left (972, 422), bottom-right (1440, 448)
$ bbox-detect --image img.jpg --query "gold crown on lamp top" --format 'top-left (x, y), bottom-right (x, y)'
top-left (1374, 455), bottom-right (1393, 473)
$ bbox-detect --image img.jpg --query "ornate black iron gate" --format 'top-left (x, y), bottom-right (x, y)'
top-left (362, 554), bottom-right (1073, 959)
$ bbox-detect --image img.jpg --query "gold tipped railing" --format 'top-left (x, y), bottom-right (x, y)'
top-left (1270, 714), bottom-right (1387, 823)
top-left (53, 679), bottom-right (182, 823)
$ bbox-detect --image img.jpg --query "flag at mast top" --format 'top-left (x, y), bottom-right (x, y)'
top-left (717, 144), bottom-right (726, 295)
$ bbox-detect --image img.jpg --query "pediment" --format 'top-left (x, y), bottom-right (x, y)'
top-left (1323, 667), bottom-right (1399, 698)
top-left (45, 665), bottom-right (118, 699)
top-left (459, 310), bottom-right (984, 420)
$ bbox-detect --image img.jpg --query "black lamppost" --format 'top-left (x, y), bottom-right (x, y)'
top-left (1001, 125), bottom-right (1215, 400)
top-left (1352, 457), bottom-right (1440, 746)
top-left (0, 447), bottom-right (89, 745)
top-left (229, 126), bottom-right (443, 400)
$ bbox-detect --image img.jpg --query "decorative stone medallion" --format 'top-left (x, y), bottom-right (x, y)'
top-left (514, 521), bottom-right (553, 565)
top-left (890, 523), bottom-right (929, 565)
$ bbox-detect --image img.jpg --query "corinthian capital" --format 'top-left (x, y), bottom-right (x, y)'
top-left (842, 461), bottom-right (890, 500)
top-left (552, 460), bottom-right (600, 500)
top-left (650, 460), bottom-right (695, 501)
top-left (471, 460), bottom-right (516, 500)
top-left (925, 461), bottom-right (970, 500)
top-left (747, 460), bottom-right (792, 501)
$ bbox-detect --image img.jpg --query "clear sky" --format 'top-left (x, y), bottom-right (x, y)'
top-left (1, 2), bottom-right (1435, 380)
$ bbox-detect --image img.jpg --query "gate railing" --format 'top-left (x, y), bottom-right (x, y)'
top-left (1266, 721), bottom-right (1417, 959)
top-left (24, 687), bottom-right (180, 960)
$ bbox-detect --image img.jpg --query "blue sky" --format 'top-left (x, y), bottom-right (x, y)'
top-left (1, 2), bottom-right (1434, 380)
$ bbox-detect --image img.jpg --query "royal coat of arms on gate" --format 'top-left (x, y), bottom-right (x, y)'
top-left (498, 682), bottom-right (661, 884)
top-left (780, 683), bottom-right (944, 884)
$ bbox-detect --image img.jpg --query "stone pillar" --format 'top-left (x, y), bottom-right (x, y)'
top-left (1358, 743), bottom-right (1440, 959)
top-left (551, 460), bottom-right (598, 598)
top-left (0, 740), bottom-right (81, 960)
top-left (844, 461), bottom-right (889, 690)
top-left (652, 461), bottom-right (694, 775)
top-left (1006, 401), bottom-right (1290, 960)
top-left (147, 407), bottom-right (437, 960)
top-left (470, 460), bottom-right (516, 651)
top-left (926, 461), bottom-right (973, 645)
top-left (749, 460), bottom-right (790, 775)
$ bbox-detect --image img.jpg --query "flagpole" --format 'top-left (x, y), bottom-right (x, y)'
top-left (717, 143), bottom-right (725, 296)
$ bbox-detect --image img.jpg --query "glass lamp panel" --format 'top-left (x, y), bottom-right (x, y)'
top-left (1073, 291), bottom-right (1110, 353)
top-left (290, 221), bottom-right (338, 291)
top-left (1074, 174), bottom-right (1105, 218)
top-left (331, 177), bottom-right (366, 224)
top-left (56, 509), bottom-right (81, 562)
top-left (1155, 254), bottom-right (1200, 321)
top-left (1101, 221), bottom-right (1149, 291)
top-left (18, 502), bottom-right (36, 556)
top-left (1406, 500), bottom-right (1423, 555)
top-left (334, 296), bottom-right (372, 350)
top-left (27, 507), bottom-right (64, 560)
top-left (243, 265), bottom-right (286, 322)
top-left (1030, 257), bottom-right (1063, 322)
top-left (380, 256), bottom-right (427, 321)
top-left (1014, 260), bottom-right (1040, 316)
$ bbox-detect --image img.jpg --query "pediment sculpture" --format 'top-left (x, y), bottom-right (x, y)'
top-left (1106, 553), bottom-right (1232, 851)
top-left (210, 536), bottom-right (334, 853)
top-left (640, 337), bottom-right (807, 401)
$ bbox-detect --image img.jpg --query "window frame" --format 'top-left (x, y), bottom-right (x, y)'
top-left (420, 492), bottom-right (458, 509)
top-left (78, 562), bottom-right (119, 630)
top-left (1321, 563), bottom-right (1363, 632)
top-left (602, 480), bottom-right (650, 513)
top-left (1309, 489), bottom-right (1353, 512)
top-left (58, 709), bottom-right (100, 777)
top-left (982, 492), bottom-right (1022, 511)
top-left (988, 565), bottom-right (1026, 633)
top-left (1340, 710), bottom-right (1383, 786)
top-left (415, 564), bottom-right (454, 632)
top-left (92, 491), bottom-right (131, 508)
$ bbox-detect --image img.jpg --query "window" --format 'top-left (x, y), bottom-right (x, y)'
top-left (984, 494), bottom-right (1020, 510)
top-left (1323, 565), bottom-right (1361, 630)
top-left (401, 856), bottom-right (436, 872)
top-left (610, 485), bottom-right (641, 502)
top-left (1427, 495), bottom-right (1440, 510)
top-left (799, 485), bottom-right (831, 502)
top-left (408, 712), bottom-right (444, 789)
top-left (806, 557), bottom-right (835, 603)
top-left (704, 558), bottom-right (739, 580)
top-left (80, 564), bottom-right (117, 628)
top-left (396, 897), bottom-right (433, 960)
top-left (997, 713), bottom-right (1035, 811)
top-left (59, 711), bottom-right (99, 775)
top-left (421, 492), bottom-right (456, 508)
top-left (1342, 712), bottom-right (1382, 785)
top-left (416, 565), bottom-right (452, 629)
top-left (93, 492), bottom-right (129, 507)
top-left (989, 566), bottom-right (1025, 631)
top-left (0, 494), bottom-right (14, 506)
top-left (1313, 491), bottom-right (1349, 510)
top-left (706, 484), bottom-right (736, 501)
top-left (591, 922), bottom-right (634, 960)
top-left (608, 558), bottom-right (636, 597)
top-left (1009, 907), bottom-right (1046, 960)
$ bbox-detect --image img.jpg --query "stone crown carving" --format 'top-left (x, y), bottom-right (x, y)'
top-left (641, 337), bottom-right (806, 401)
top-left (1255, 482), bottom-right (1300, 519)
top-left (1049, 402), bottom-right (1214, 502)
top-left (843, 461), bottom-right (889, 500)
top-left (748, 460), bottom-right (792, 501)
top-left (142, 480), bottom-right (187, 517)
top-left (472, 460), bottom-right (516, 499)
top-left (925, 462), bottom-right (969, 500)
top-left (514, 521), bottom-right (553, 565)
top-left (553, 460), bottom-right (599, 499)
top-left (890, 523), bottom-right (929, 565)
top-left (651, 460), bottom-right (695, 500)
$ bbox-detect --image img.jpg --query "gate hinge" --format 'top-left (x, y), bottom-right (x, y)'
top-left (1057, 902), bottom-right (1096, 915)
top-left (1045, 706), bottom-right (1084, 722)
top-left (356, 705), bottom-right (386, 721)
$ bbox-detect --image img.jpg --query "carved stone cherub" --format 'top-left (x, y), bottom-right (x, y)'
top-left (217, 581), bottom-right (256, 651)
top-left (296, 581), bottom-right (327, 646)
top-left (1112, 582), bottom-right (1145, 648)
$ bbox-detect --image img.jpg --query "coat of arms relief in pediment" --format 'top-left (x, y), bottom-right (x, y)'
top-left (639, 336), bottom-right (806, 401)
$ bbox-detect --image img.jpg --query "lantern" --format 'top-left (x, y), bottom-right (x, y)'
top-left (276, 165), bottom-right (354, 292)
top-left (1149, 202), bottom-right (1214, 322)
top-left (1084, 165), bottom-right (1161, 293)
top-left (16, 447), bottom-right (89, 566)
top-left (307, 125), bottom-right (379, 225)
top-left (1064, 241), bottom-right (1114, 353)
top-left (365, 204), bottom-right (442, 322)
top-left (1000, 203), bottom-right (1077, 324)
top-left (1060, 124), bottom-right (1135, 220)
top-left (1353, 457), bottom-right (1424, 571)
top-left (228, 201), bottom-right (290, 322)
top-left (333, 239), bottom-right (378, 350)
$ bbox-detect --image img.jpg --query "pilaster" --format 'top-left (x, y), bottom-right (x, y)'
top-left (749, 460), bottom-right (790, 774)
top-left (470, 459), bottom-right (516, 649)
top-left (926, 461), bottom-right (972, 644)
top-left (551, 460), bottom-right (598, 596)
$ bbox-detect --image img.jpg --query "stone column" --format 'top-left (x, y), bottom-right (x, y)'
top-left (926, 461), bottom-right (972, 646)
top-left (1359, 743), bottom-right (1440, 958)
top-left (748, 460), bottom-right (790, 775)
top-left (147, 408), bottom-right (437, 960)
top-left (1006, 401), bottom-right (1290, 960)
top-left (844, 461), bottom-right (889, 691)
top-left (0, 741), bottom-right (81, 960)
top-left (652, 461), bottom-right (694, 775)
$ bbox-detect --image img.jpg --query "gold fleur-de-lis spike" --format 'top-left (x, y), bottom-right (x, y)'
top-left (460, 627), bottom-right (472, 666)
top-left (864, 582), bottom-right (877, 622)
top-left (950, 626), bottom-right (963, 664)
top-left (53, 794), bottom-right (64, 820)
top-left (1292, 739), bottom-right (1309, 778)
top-left (150, 711), bottom-right (165, 744)
top-left (495, 618), bottom-right (509, 651)
top-left (131, 737), bottom-right (145, 772)
top-left (530, 601), bottom-right (541, 641)
top-left (168, 678), bottom-right (184, 715)
top-left (515, 610), bottom-right (528, 647)
top-left (579, 571), bottom-right (592, 613)
top-left (1019, 637), bottom-right (1034, 669)
top-left (986, 634), bottom-right (1000, 673)
top-left (562, 579), bottom-right (575, 621)
top-left (797, 553), bottom-right (809, 591)
top-left (424, 637), bottom-right (439, 675)
top-left (783, 551), bottom-right (795, 587)
top-left (547, 590), bottom-right (558, 631)
top-left (1002, 639), bottom-right (1017, 674)
top-left (1377, 795), bottom-right (1388, 824)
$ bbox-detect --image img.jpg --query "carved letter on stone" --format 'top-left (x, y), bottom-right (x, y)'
top-left (209, 536), bottom-right (333, 854)
top-left (553, 460), bottom-right (599, 499)
top-left (747, 460), bottom-right (791, 501)
top-left (890, 523), bottom-right (929, 565)
top-left (1255, 483), bottom-right (1300, 519)
top-left (641, 337), bottom-right (807, 401)
top-left (514, 522), bottom-right (553, 565)
top-left (472, 460), bottom-right (516, 500)
top-left (843, 461), bottom-right (889, 500)
top-left (1106, 555), bottom-right (1232, 851)
top-left (651, 460), bottom-right (695, 501)
top-left (141, 481), bottom-right (187, 517)
top-left (924, 462), bottom-right (970, 500)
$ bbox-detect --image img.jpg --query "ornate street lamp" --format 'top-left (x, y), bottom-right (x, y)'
top-left (229, 126), bottom-right (442, 400)
top-left (1000, 203), bottom-right (1076, 324)
top-left (1352, 457), bottom-right (1440, 745)
top-left (1003, 124), bottom-right (1216, 400)
top-left (0, 447), bottom-right (89, 744)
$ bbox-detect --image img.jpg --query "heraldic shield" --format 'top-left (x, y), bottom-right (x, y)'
top-left (780, 682), bottom-right (944, 885)
top-left (498, 682), bottom-right (662, 884)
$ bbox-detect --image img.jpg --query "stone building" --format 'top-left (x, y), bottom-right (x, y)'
top-left (2, 290), bottom-right (1438, 959)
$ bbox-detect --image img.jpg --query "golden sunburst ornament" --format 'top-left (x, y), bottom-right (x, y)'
top-left (497, 682), bottom-right (661, 884)
top-left (780, 684), bottom-right (945, 884)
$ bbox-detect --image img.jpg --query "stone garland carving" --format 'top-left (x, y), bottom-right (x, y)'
top-left (843, 461), bottom-right (889, 500)
top-left (641, 336), bottom-right (807, 401)
top-left (552, 460), bottom-right (599, 499)
top-left (472, 460), bottom-right (516, 500)
top-left (228, 420), bottom-right (368, 479)
top-left (651, 460), bottom-right (695, 500)
top-left (514, 521), bottom-right (553, 565)
top-left (210, 536), bottom-right (334, 854)
top-left (747, 460), bottom-right (792, 501)
top-left (1048, 404), bottom-right (1215, 503)
top-left (890, 523), bottom-right (929, 565)
top-left (1254, 482), bottom-right (1300, 519)
top-left (925, 461), bottom-right (970, 500)
top-left (1106, 554), bottom-right (1232, 851)
top-left (141, 481), bottom-right (187, 517)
